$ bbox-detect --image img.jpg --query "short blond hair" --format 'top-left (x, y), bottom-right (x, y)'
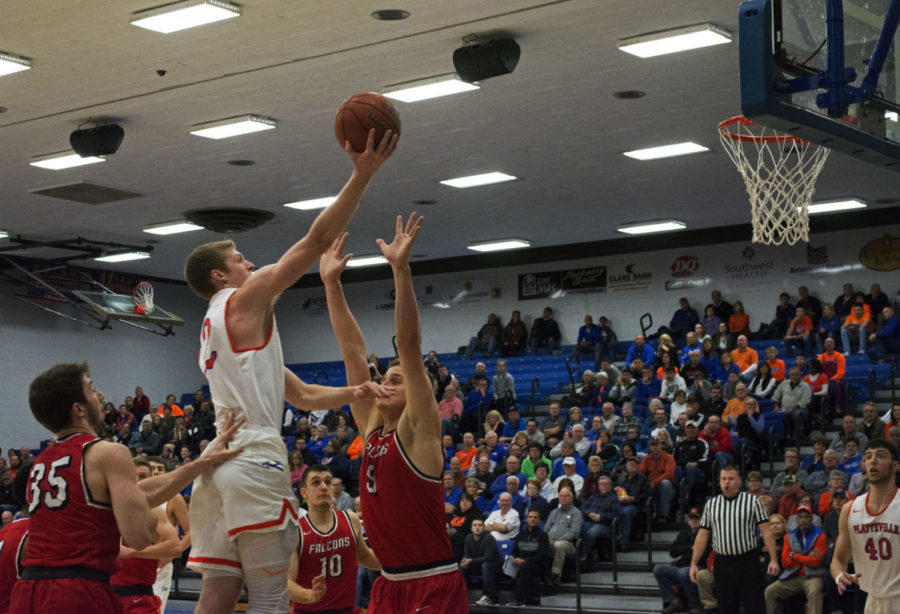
top-left (184, 239), bottom-right (235, 299)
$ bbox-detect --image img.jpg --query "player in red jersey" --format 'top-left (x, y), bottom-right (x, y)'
top-left (0, 459), bottom-right (32, 614)
top-left (321, 218), bottom-right (468, 613)
top-left (112, 458), bottom-right (181, 614)
top-left (288, 465), bottom-right (380, 613)
top-left (11, 362), bottom-right (242, 614)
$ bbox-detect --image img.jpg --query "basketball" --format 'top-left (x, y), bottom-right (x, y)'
top-left (334, 92), bottom-right (401, 153)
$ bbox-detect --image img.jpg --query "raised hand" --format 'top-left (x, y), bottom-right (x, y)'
top-left (376, 212), bottom-right (423, 267)
top-left (354, 380), bottom-right (389, 400)
top-left (309, 573), bottom-right (327, 602)
top-left (320, 232), bottom-right (352, 284)
top-left (344, 129), bottom-right (398, 178)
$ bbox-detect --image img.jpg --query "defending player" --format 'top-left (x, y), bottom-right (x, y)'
top-left (288, 464), bottom-right (379, 613)
top-left (831, 438), bottom-right (900, 614)
top-left (182, 128), bottom-right (396, 614)
top-left (321, 217), bottom-right (468, 612)
top-left (11, 362), bottom-right (242, 614)
top-left (111, 458), bottom-right (181, 614)
top-left (147, 456), bottom-right (191, 611)
top-left (0, 459), bottom-right (32, 614)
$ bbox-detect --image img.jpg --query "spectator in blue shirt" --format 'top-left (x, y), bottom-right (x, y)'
top-left (815, 302), bottom-right (843, 354)
top-left (443, 470), bottom-right (464, 513)
top-left (626, 333), bottom-right (655, 369)
top-left (500, 407), bottom-right (528, 444)
top-left (669, 298), bottom-right (700, 343)
top-left (774, 292), bottom-right (795, 338)
top-left (572, 314), bottom-right (604, 367)
top-left (635, 365), bottom-right (662, 410)
top-left (839, 437), bottom-right (863, 477)
top-left (868, 306), bottom-right (900, 363)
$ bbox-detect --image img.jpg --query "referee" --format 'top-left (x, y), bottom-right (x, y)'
top-left (689, 464), bottom-right (779, 613)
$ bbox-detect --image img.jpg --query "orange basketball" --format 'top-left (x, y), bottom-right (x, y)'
top-left (334, 92), bottom-right (401, 153)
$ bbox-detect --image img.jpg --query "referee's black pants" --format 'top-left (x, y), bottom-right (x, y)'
top-left (713, 550), bottom-right (765, 614)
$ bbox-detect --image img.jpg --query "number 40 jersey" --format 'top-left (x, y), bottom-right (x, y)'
top-left (848, 487), bottom-right (900, 600)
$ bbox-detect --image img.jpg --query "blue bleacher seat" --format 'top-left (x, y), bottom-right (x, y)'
top-left (763, 412), bottom-right (784, 441)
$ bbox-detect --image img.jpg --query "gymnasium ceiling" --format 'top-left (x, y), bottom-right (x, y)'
top-left (1, 0), bottom-right (897, 284)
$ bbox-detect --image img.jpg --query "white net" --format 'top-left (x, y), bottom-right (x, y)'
top-left (133, 281), bottom-right (155, 315)
top-left (718, 116), bottom-right (830, 246)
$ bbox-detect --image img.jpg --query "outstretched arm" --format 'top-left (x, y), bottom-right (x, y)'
top-left (320, 233), bottom-right (380, 436)
top-left (284, 367), bottom-right (385, 411)
top-left (230, 131), bottom-right (398, 318)
top-left (377, 213), bottom-right (443, 476)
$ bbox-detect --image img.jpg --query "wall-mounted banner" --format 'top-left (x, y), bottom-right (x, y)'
top-left (519, 266), bottom-right (607, 300)
top-left (608, 264), bottom-right (653, 292)
top-left (859, 235), bottom-right (900, 271)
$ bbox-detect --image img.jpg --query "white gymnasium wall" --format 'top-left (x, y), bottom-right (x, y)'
top-left (2, 223), bottom-right (898, 449)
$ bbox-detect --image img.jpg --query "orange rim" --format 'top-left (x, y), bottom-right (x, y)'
top-left (718, 115), bottom-right (812, 145)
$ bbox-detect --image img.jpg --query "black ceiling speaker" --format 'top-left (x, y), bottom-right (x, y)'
top-left (69, 124), bottom-right (125, 157)
top-left (452, 38), bottom-right (520, 83)
top-left (184, 208), bottom-right (274, 233)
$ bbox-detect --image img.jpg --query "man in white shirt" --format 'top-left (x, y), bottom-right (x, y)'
top-left (552, 457), bottom-right (584, 497)
top-left (484, 492), bottom-right (520, 541)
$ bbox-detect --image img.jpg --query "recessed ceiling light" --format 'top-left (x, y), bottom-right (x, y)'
top-left (467, 238), bottom-right (531, 253)
top-left (0, 230), bottom-right (8, 239)
top-left (440, 172), bottom-right (517, 188)
top-left (617, 220), bottom-right (687, 235)
top-left (29, 151), bottom-right (106, 170)
top-left (371, 9), bottom-right (410, 20)
top-left (190, 115), bottom-right (276, 140)
top-left (0, 52), bottom-right (31, 77)
top-left (95, 251), bottom-right (151, 263)
top-left (623, 142), bottom-right (709, 160)
top-left (347, 255), bottom-right (389, 268)
top-left (618, 23), bottom-right (732, 58)
top-left (807, 198), bottom-right (867, 214)
top-left (283, 196), bottom-right (336, 211)
top-left (131, 0), bottom-right (241, 34)
top-left (383, 74), bottom-right (479, 103)
top-left (143, 221), bottom-right (204, 235)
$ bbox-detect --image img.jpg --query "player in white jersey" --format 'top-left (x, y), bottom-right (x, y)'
top-left (147, 457), bottom-right (190, 612)
top-left (183, 128), bottom-right (396, 614)
top-left (831, 438), bottom-right (900, 614)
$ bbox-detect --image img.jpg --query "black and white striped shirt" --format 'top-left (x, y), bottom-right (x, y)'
top-left (700, 491), bottom-right (768, 555)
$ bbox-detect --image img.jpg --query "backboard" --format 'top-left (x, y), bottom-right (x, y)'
top-left (739, 0), bottom-right (900, 168)
top-left (73, 289), bottom-right (184, 329)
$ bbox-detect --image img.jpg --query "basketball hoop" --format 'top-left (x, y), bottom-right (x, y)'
top-left (717, 115), bottom-right (830, 246)
top-left (132, 281), bottom-right (155, 315)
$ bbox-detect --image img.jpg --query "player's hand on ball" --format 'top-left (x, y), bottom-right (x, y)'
top-left (376, 212), bottom-right (423, 267)
top-left (354, 381), bottom-right (388, 400)
top-left (319, 233), bottom-right (352, 284)
top-left (201, 412), bottom-right (245, 465)
top-left (346, 129), bottom-right (398, 178)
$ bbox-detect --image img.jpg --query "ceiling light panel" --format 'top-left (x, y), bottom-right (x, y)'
top-left (807, 199), bottom-right (867, 214)
top-left (190, 115), bottom-right (276, 140)
top-left (617, 220), bottom-right (687, 235)
top-left (29, 151), bottom-right (106, 170)
top-left (467, 239), bottom-right (531, 253)
top-left (618, 23), bottom-right (732, 58)
top-left (440, 172), bottom-right (517, 188)
top-left (143, 221), bottom-right (204, 235)
top-left (95, 251), bottom-right (151, 263)
top-left (383, 74), bottom-right (480, 103)
top-left (347, 255), bottom-right (388, 268)
top-left (623, 142), bottom-right (709, 160)
top-left (131, 0), bottom-right (241, 34)
top-left (0, 52), bottom-right (31, 76)
top-left (283, 196), bottom-right (336, 211)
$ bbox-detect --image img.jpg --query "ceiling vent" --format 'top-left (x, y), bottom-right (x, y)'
top-left (183, 207), bottom-right (274, 233)
top-left (30, 181), bottom-right (143, 205)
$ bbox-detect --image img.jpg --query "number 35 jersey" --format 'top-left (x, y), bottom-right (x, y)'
top-left (848, 487), bottom-right (900, 599)
top-left (292, 510), bottom-right (357, 612)
top-left (23, 433), bottom-right (120, 574)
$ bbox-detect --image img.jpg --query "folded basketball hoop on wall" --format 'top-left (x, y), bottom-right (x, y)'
top-left (718, 115), bottom-right (830, 246)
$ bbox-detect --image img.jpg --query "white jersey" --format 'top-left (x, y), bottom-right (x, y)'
top-left (848, 487), bottom-right (900, 599)
top-left (199, 287), bottom-right (286, 449)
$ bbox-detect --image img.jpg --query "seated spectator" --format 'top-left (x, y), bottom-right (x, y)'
top-left (774, 447), bottom-right (809, 495)
top-left (655, 429), bottom-right (675, 455)
top-left (115, 404), bottom-right (137, 436)
top-left (643, 401), bottom-right (676, 441)
top-left (532, 464), bottom-right (556, 501)
top-left (785, 492), bottom-right (822, 531)
top-left (455, 432), bottom-right (478, 471)
top-left (613, 402), bottom-right (642, 440)
top-left (746, 470), bottom-right (774, 502)
top-left (802, 449), bottom-right (840, 496)
top-left (462, 361), bottom-right (488, 394)
top-left (491, 359), bottom-right (517, 413)
top-left (699, 415), bottom-right (733, 466)
top-left (483, 492), bottom-right (520, 542)
top-left (777, 474), bottom-right (807, 519)
top-left (487, 476), bottom-right (524, 512)
top-left (540, 402), bottom-right (566, 446)
top-left (653, 507), bottom-right (710, 614)
top-left (581, 475), bottom-right (624, 559)
top-left (698, 336), bottom-right (720, 374)
top-left (499, 407), bottom-right (527, 444)
top-left (655, 334), bottom-right (678, 368)
top-left (501, 310), bottom-right (528, 358)
top-left (593, 430), bottom-right (620, 472)
top-left (459, 519), bottom-right (498, 607)
top-left (674, 420), bottom-right (710, 507)
top-left (728, 300), bottom-right (751, 339)
top-left (712, 320), bottom-right (732, 355)
top-left (866, 282), bottom-right (890, 317)
top-left (839, 438), bottom-right (862, 477)
top-left (817, 470), bottom-right (852, 516)
top-left (885, 404), bottom-right (900, 438)
top-left (580, 455), bottom-right (606, 501)
top-left (566, 406), bottom-right (590, 433)
top-left (506, 510), bottom-right (551, 608)
top-left (594, 317), bottom-right (618, 362)
top-left (680, 332), bottom-right (704, 366)
top-left (442, 434), bottom-right (458, 464)
top-left (859, 401), bottom-right (886, 442)
top-left (158, 393), bottom-right (185, 417)
top-left (462, 381), bottom-right (493, 433)
top-left (332, 476), bottom-right (354, 511)
top-left (128, 415), bottom-right (162, 456)
top-left (572, 314), bottom-right (603, 364)
top-left (704, 383), bottom-right (727, 418)
top-left (482, 409), bottom-right (505, 441)
top-left (626, 333), bottom-right (655, 369)
top-left (438, 383), bottom-right (463, 438)
top-left (522, 418), bottom-right (545, 447)
top-left (640, 438), bottom-right (676, 523)
top-left (489, 455), bottom-right (527, 497)
top-left (482, 431), bottom-right (508, 466)
top-left (748, 361), bottom-right (777, 399)
top-left (561, 370), bottom-right (598, 408)
top-left (668, 389), bottom-right (689, 426)
top-left (656, 352), bottom-right (680, 382)
top-left (669, 297), bottom-right (700, 343)
top-left (816, 337), bottom-right (845, 415)
top-left (556, 426), bottom-right (593, 461)
top-left (320, 439), bottom-right (351, 483)
top-left (516, 479), bottom-right (550, 521)
top-left (681, 351), bottom-right (708, 386)
top-left (635, 365), bottom-right (662, 408)
top-left (773, 292), bottom-right (795, 338)
top-left (551, 456), bottom-right (585, 496)
top-left (714, 352), bottom-right (740, 385)
top-left (543, 486), bottom-right (582, 585)
top-left (681, 398), bottom-right (707, 431)
top-left (529, 306), bottom-right (561, 355)
top-left (764, 504), bottom-right (826, 614)
top-left (710, 289), bottom-right (733, 323)
top-left (797, 285), bottom-right (823, 321)
top-left (464, 312), bottom-right (502, 360)
top-left (815, 302), bottom-right (842, 354)
top-left (785, 306), bottom-right (815, 358)
top-left (823, 490), bottom-right (848, 544)
top-left (468, 455), bottom-right (495, 493)
top-left (449, 491), bottom-right (484, 561)
top-left (617, 454), bottom-right (651, 529)
top-left (443, 470), bottom-right (464, 514)
top-left (841, 302), bottom-right (872, 355)
top-left (702, 305), bottom-right (721, 339)
top-left (830, 415), bottom-right (869, 456)
top-left (773, 366), bottom-right (812, 444)
top-left (609, 369), bottom-right (637, 407)
top-left (802, 436), bottom-right (829, 474)
top-left (833, 283), bottom-right (855, 318)
top-left (730, 335), bottom-right (759, 382)
top-left (659, 366), bottom-right (687, 404)
top-left (307, 424), bottom-right (334, 462)
top-left (868, 306), bottom-right (900, 363)
top-left (803, 358), bottom-right (829, 426)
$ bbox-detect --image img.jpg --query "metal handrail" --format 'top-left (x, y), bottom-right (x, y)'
top-left (738, 439), bottom-right (748, 476)
top-left (530, 377), bottom-right (540, 420)
top-left (565, 355), bottom-right (578, 391)
top-left (646, 497), bottom-right (656, 568)
top-left (610, 516), bottom-right (620, 592)
top-left (639, 312), bottom-right (653, 338)
top-left (575, 537), bottom-right (583, 614)
top-left (678, 477), bottom-right (688, 528)
top-left (768, 427), bottom-right (776, 476)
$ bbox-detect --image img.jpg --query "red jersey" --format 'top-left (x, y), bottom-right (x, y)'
top-left (23, 433), bottom-right (119, 574)
top-left (359, 429), bottom-right (455, 574)
top-left (0, 518), bottom-right (29, 614)
top-left (292, 510), bottom-right (357, 612)
top-left (111, 551), bottom-right (157, 589)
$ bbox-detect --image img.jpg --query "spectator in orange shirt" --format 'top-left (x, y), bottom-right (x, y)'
top-left (728, 300), bottom-right (751, 340)
top-left (840, 302), bottom-right (872, 355)
top-left (785, 307), bottom-right (814, 358)
top-left (816, 337), bottom-right (845, 415)
top-left (730, 335), bottom-right (759, 382)
top-left (764, 346), bottom-right (787, 381)
top-left (455, 432), bottom-right (479, 471)
top-left (640, 438), bottom-right (676, 524)
top-left (722, 383), bottom-right (750, 427)
top-left (157, 393), bottom-right (185, 417)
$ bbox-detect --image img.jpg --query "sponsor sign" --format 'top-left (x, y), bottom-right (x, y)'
top-left (608, 264), bottom-right (653, 292)
top-left (519, 266), bottom-right (607, 300)
top-left (670, 255), bottom-right (699, 278)
top-left (859, 235), bottom-right (900, 271)
top-left (723, 246), bottom-right (775, 283)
